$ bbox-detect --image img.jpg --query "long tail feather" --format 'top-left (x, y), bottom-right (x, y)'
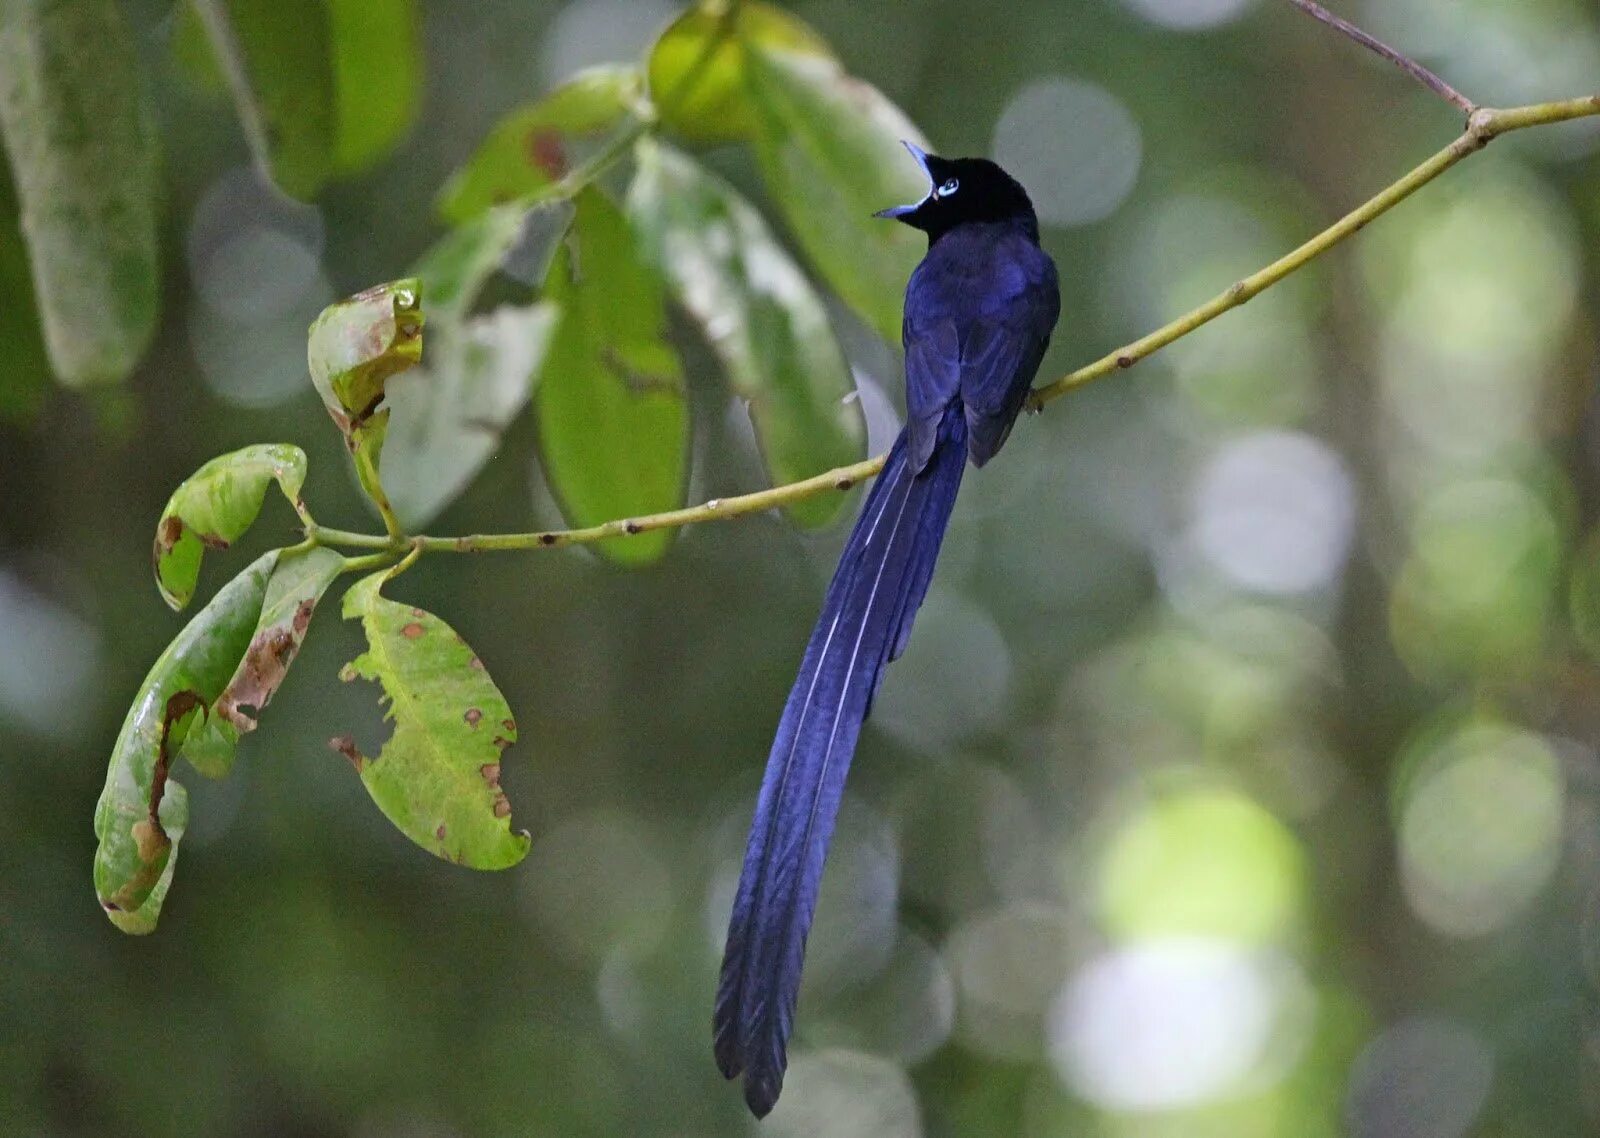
top-left (714, 407), bottom-right (968, 1117)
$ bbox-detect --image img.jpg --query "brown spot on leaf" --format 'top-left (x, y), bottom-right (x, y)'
top-left (291, 598), bottom-right (316, 636)
top-left (401, 622), bottom-right (425, 639)
top-left (464, 707), bottom-right (483, 728)
top-left (154, 691), bottom-right (203, 817)
top-left (493, 799), bottom-right (512, 818)
top-left (435, 824), bottom-right (447, 842)
top-left (501, 718), bottom-right (516, 734)
top-left (479, 762), bottom-right (501, 790)
top-left (468, 656), bottom-right (485, 670)
top-left (539, 533), bottom-right (558, 546)
top-left (156, 514), bottom-right (184, 555)
top-left (329, 734), bottom-right (366, 771)
top-left (526, 128), bottom-right (568, 178)
top-left (411, 607), bottom-right (426, 618)
top-left (197, 531), bottom-right (231, 551)
top-left (215, 625), bottom-right (300, 732)
top-left (492, 736), bottom-right (511, 751)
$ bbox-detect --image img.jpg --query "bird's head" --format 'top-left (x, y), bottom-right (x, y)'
top-left (874, 143), bottom-right (1039, 243)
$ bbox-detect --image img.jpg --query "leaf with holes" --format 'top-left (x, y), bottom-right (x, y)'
top-left (743, 46), bottom-right (928, 343)
top-left (436, 65), bottom-right (639, 224)
top-left (181, 547), bottom-right (345, 778)
top-left (153, 444), bottom-right (308, 611)
top-left (645, 0), bottom-right (830, 143)
top-left (93, 552), bottom-right (277, 933)
top-left (0, 0), bottom-right (159, 387)
top-left (536, 188), bottom-right (688, 565)
top-left (338, 567), bottom-right (530, 869)
top-left (626, 138), bottom-right (862, 528)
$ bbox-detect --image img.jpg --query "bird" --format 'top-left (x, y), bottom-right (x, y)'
top-left (713, 142), bottom-right (1061, 1118)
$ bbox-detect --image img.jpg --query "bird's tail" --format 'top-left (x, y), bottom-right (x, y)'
top-left (714, 405), bottom-right (968, 1117)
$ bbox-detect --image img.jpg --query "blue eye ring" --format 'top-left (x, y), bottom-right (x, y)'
top-left (937, 177), bottom-right (959, 197)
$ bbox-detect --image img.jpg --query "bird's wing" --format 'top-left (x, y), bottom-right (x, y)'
top-left (960, 250), bottom-right (1059, 466)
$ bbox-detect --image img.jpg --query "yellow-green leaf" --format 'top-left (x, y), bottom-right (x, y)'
top-left (306, 277), bottom-right (424, 430)
top-left (626, 138), bottom-right (862, 527)
top-left (153, 444), bottom-right (308, 611)
top-left (0, 0), bottom-right (159, 386)
top-left (646, 0), bottom-right (830, 143)
top-left (337, 567), bottom-right (530, 869)
top-left (536, 188), bottom-right (688, 565)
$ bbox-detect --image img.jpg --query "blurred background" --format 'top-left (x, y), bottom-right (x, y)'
top-left (6, 0), bottom-right (1600, 1134)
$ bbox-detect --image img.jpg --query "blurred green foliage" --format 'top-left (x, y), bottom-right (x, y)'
top-left (4, 0), bottom-right (1600, 1135)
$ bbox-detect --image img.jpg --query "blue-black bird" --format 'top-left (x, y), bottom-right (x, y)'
top-left (713, 144), bottom-right (1061, 1117)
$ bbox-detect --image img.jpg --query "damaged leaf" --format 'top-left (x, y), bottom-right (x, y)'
top-left (0, 0), bottom-right (159, 386)
top-left (626, 138), bottom-right (862, 528)
top-left (306, 277), bottom-right (424, 434)
top-left (93, 551), bottom-right (277, 933)
top-left (338, 566), bottom-right (530, 869)
top-left (181, 546), bottom-right (345, 778)
top-left (536, 188), bottom-right (688, 565)
top-left (436, 64), bottom-right (638, 225)
top-left (153, 444), bottom-right (308, 611)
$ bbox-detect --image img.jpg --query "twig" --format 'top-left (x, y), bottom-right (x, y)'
top-left (308, 94), bottom-right (1600, 557)
top-left (1286, 0), bottom-right (1476, 114)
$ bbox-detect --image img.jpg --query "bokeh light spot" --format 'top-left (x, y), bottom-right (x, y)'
top-left (992, 77), bottom-right (1142, 228)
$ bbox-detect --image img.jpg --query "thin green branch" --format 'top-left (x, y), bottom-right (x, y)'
top-left (306, 94), bottom-right (1599, 559)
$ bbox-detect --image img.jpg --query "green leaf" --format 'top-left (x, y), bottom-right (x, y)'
top-left (645, 0), bottom-right (830, 143)
top-left (536, 188), bottom-right (689, 565)
top-left (181, 547), bottom-right (345, 778)
top-left (626, 138), bottom-right (862, 528)
top-left (328, 0), bottom-right (421, 174)
top-left (337, 567), bottom-right (531, 869)
top-left (93, 552), bottom-right (277, 933)
top-left (744, 46), bottom-right (928, 343)
top-left (380, 201), bottom-right (572, 527)
top-left (188, 0), bottom-right (336, 200)
top-left (0, 0), bottom-right (159, 387)
top-left (436, 65), bottom-right (639, 225)
top-left (153, 444), bottom-right (309, 612)
top-left (306, 277), bottom-right (424, 432)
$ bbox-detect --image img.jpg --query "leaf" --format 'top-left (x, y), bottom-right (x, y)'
top-left (536, 188), bottom-right (689, 565)
top-left (383, 304), bottom-right (560, 529)
top-left (0, 160), bottom-right (49, 423)
top-left (337, 567), bottom-right (530, 869)
top-left (626, 138), bottom-right (862, 528)
top-left (380, 201), bottom-right (572, 527)
top-left (93, 552), bottom-right (277, 933)
top-left (306, 277), bottom-right (424, 432)
top-left (0, 0), bottom-right (159, 386)
top-left (181, 547), bottom-right (345, 778)
top-left (328, 0), bottom-right (421, 175)
top-left (645, 0), bottom-right (830, 143)
top-left (153, 444), bottom-right (309, 611)
top-left (743, 46), bottom-right (929, 343)
top-left (436, 65), bottom-right (639, 225)
top-left (187, 0), bottom-right (336, 200)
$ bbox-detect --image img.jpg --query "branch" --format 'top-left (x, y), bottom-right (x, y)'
top-left (309, 95), bottom-right (1600, 558)
top-left (1285, 0), bottom-right (1475, 115)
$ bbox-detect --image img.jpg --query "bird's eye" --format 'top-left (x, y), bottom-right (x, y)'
top-left (937, 178), bottom-right (960, 197)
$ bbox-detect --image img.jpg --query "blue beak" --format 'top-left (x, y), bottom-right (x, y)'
top-left (874, 140), bottom-right (935, 219)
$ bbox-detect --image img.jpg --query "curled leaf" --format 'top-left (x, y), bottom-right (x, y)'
top-left (436, 65), bottom-right (639, 224)
top-left (626, 138), bottom-right (863, 528)
top-left (536, 188), bottom-right (689, 565)
top-left (153, 444), bottom-right (308, 611)
top-left (645, 0), bottom-right (830, 143)
top-left (93, 552), bottom-right (277, 933)
top-left (744, 46), bottom-right (929, 343)
top-left (181, 547), bottom-right (345, 778)
top-left (306, 277), bottom-right (424, 433)
top-left (0, 0), bottom-right (159, 386)
top-left (338, 567), bottom-right (530, 869)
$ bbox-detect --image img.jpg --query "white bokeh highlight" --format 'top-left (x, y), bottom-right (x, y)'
top-left (992, 77), bottom-right (1142, 228)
